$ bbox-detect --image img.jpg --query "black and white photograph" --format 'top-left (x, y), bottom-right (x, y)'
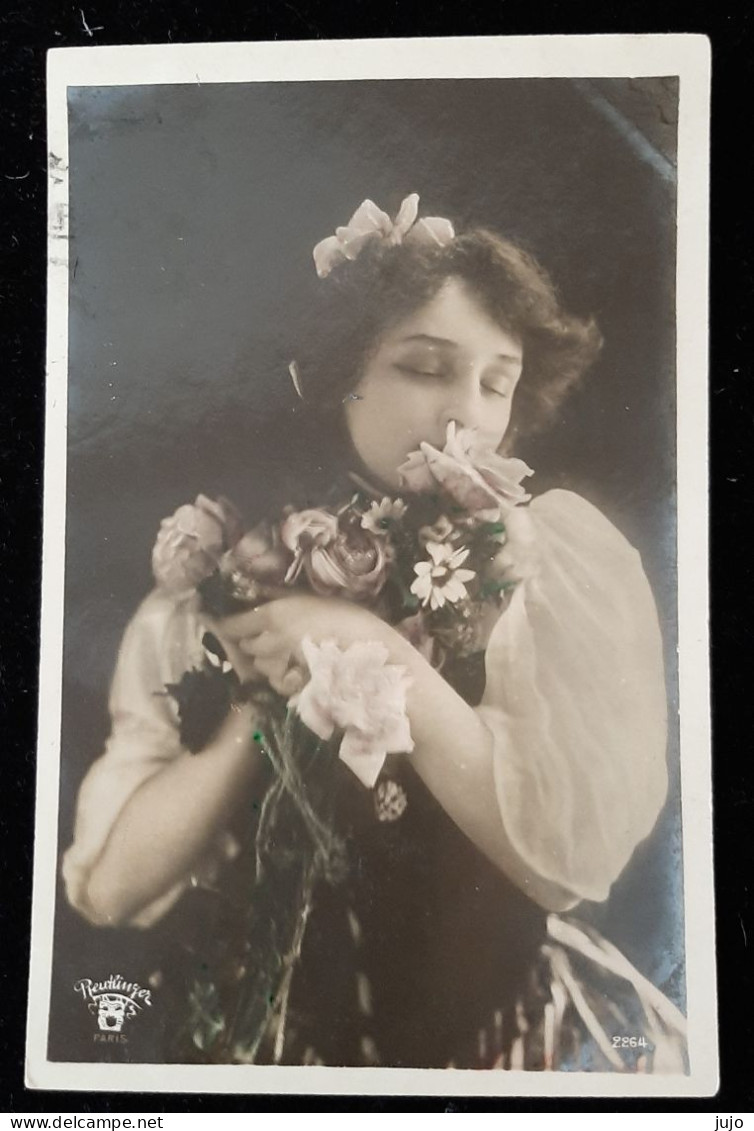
top-left (27, 36), bottom-right (715, 1097)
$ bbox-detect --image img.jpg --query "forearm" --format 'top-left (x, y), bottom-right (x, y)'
top-left (386, 631), bottom-right (577, 911)
top-left (396, 639), bottom-right (500, 847)
top-left (215, 594), bottom-right (577, 911)
top-left (84, 705), bottom-right (260, 927)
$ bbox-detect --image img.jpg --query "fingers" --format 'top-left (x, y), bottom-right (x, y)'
top-left (250, 651), bottom-right (306, 698)
top-left (212, 596), bottom-right (301, 641)
top-left (210, 606), bottom-right (269, 641)
top-left (241, 635), bottom-right (306, 674)
top-left (258, 586), bottom-right (294, 603)
top-left (237, 630), bottom-right (279, 658)
top-left (210, 631), bottom-right (261, 684)
top-left (269, 665), bottom-right (307, 698)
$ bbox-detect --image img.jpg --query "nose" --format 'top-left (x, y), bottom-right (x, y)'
top-left (439, 369), bottom-right (484, 433)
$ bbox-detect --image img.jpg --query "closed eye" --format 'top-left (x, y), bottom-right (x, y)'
top-left (395, 363), bottom-right (446, 379)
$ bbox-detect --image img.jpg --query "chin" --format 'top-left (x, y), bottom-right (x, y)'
top-left (372, 468), bottom-right (402, 493)
top-left (348, 447), bottom-right (399, 492)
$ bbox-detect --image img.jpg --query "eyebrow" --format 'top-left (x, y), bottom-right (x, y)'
top-left (396, 333), bottom-right (523, 365)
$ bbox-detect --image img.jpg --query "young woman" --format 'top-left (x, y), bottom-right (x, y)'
top-left (63, 195), bottom-right (680, 1070)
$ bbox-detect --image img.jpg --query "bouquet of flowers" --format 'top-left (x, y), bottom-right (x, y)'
top-left (151, 423), bottom-right (535, 1063)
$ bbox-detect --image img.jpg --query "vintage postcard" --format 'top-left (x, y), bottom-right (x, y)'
top-left (28, 35), bottom-right (715, 1096)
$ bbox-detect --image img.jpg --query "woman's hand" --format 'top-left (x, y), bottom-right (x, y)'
top-left (211, 595), bottom-right (574, 910)
top-left (211, 595), bottom-right (392, 697)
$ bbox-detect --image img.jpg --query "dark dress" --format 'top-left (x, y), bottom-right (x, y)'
top-left (165, 654), bottom-right (549, 1069)
top-left (286, 757), bottom-right (548, 1068)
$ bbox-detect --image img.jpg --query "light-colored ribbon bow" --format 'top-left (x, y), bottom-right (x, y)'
top-left (313, 193), bottom-right (455, 279)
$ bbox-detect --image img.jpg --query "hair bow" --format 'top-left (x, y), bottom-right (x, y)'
top-left (313, 193), bottom-right (455, 279)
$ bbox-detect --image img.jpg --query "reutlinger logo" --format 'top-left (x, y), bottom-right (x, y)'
top-left (73, 974), bottom-right (153, 1041)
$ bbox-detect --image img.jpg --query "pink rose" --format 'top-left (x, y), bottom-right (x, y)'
top-left (304, 518), bottom-right (390, 601)
top-left (395, 447), bottom-right (436, 495)
top-left (398, 422), bottom-right (533, 521)
top-left (280, 508), bottom-right (339, 552)
top-left (280, 508), bottom-right (340, 584)
top-left (230, 520), bottom-right (292, 585)
top-left (152, 494), bottom-right (242, 594)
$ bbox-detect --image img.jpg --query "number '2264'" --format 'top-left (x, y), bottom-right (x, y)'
top-left (612, 1035), bottom-right (649, 1049)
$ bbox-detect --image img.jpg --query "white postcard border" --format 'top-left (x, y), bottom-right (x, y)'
top-left (28, 33), bottom-right (715, 1097)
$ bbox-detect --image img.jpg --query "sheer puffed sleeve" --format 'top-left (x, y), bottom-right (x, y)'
top-left (477, 489), bottom-right (668, 908)
top-left (62, 589), bottom-right (233, 928)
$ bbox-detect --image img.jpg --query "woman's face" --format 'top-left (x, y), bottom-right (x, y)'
top-left (344, 277), bottom-right (524, 489)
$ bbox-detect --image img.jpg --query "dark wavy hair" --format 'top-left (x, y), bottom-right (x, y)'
top-left (291, 228), bottom-right (603, 445)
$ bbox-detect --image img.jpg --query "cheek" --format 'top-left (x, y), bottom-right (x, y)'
top-left (473, 399), bottom-right (514, 453)
top-left (493, 388), bottom-right (518, 429)
top-left (496, 398), bottom-right (515, 432)
top-left (348, 374), bottom-right (420, 437)
top-left (344, 378), bottom-right (434, 484)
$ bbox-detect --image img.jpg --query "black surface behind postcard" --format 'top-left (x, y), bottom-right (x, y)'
top-left (1, 3), bottom-right (752, 1115)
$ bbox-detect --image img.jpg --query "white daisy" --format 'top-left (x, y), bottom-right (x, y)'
top-left (360, 496), bottom-right (407, 535)
top-left (410, 542), bottom-right (476, 611)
